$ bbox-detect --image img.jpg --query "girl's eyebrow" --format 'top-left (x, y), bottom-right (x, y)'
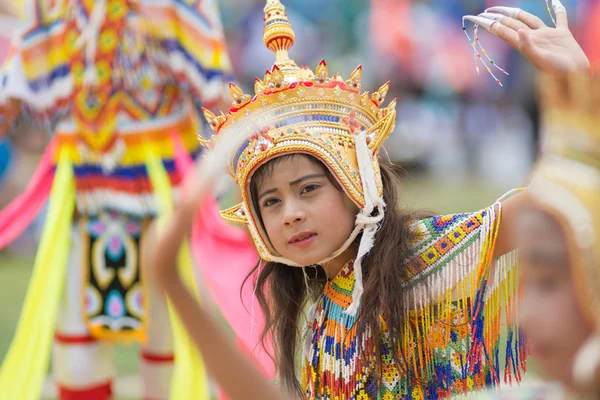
top-left (288, 173), bottom-right (325, 187)
top-left (258, 173), bottom-right (325, 200)
top-left (523, 248), bottom-right (567, 267)
top-left (258, 187), bottom-right (277, 201)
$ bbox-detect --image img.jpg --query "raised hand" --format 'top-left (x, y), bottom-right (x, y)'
top-left (463, 0), bottom-right (590, 74)
top-left (146, 144), bottom-right (290, 400)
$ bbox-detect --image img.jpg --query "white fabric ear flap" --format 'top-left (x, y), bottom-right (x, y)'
top-left (345, 131), bottom-right (386, 316)
top-left (573, 335), bottom-right (600, 390)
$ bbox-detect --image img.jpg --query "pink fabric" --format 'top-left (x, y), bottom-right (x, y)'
top-left (170, 132), bottom-right (274, 378)
top-left (0, 140), bottom-right (55, 249)
top-left (0, 36), bottom-right (11, 63)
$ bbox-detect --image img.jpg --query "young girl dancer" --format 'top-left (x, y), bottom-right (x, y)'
top-left (151, 0), bottom-right (590, 398)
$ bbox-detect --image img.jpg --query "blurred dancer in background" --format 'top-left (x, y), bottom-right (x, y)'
top-left (0, 1), bottom-right (260, 399)
top-left (473, 72), bottom-right (600, 400)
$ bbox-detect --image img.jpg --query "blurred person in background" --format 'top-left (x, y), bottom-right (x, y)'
top-left (472, 72), bottom-right (600, 400)
top-left (370, 0), bottom-right (594, 188)
top-left (0, 1), bottom-right (261, 399)
top-left (517, 73), bottom-right (600, 399)
top-left (0, 4), bottom-right (50, 257)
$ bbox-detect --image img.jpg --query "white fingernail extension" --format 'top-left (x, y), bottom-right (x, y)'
top-left (463, 15), bottom-right (498, 32)
top-left (485, 6), bottom-right (521, 19)
top-left (478, 12), bottom-right (505, 21)
top-left (552, 0), bottom-right (566, 13)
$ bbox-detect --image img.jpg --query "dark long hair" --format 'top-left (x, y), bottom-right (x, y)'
top-left (243, 154), bottom-right (424, 396)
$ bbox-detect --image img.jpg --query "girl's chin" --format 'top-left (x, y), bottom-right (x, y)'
top-left (283, 253), bottom-right (327, 267)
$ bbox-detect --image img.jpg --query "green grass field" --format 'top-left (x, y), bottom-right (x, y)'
top-left (0, 174), bottom-right (516, 399)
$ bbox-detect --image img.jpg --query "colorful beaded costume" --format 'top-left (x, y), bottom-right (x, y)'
top-left (302, 208), bottom-right (523, 398)
top-left (201, 0), bottom-right (528, 398)
top-left (0, 0), bottom-right (231, 215)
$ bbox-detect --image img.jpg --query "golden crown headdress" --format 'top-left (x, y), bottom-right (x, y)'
top-left (201, 0), bottom-right (397, 284)
top-left (529, 71), bottom-right (600, 333)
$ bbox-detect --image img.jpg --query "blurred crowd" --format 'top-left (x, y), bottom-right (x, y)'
top-left (0, 0), bottom-right (598, 255)
top-left (219, 0), bottom-right (597, 171)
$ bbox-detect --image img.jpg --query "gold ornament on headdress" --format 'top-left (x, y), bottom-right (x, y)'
top-left (201, 0), bottom-right (397, 265)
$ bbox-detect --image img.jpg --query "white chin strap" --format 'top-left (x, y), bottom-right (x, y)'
top-left (268, 131), bottom-right (385, 316)
top-left (344, 131), bottom-right (385, 315)
top-left (573, 334), bottom-right (600, 389)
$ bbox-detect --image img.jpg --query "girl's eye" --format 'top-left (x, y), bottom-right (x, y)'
top-left (534, 275), bottom-right (559, 292)
top-left (263, 198), bottom-right (280, 207)
top-left (524, 269), bottom-right (561, 293)
top-left (301, 184), bottom-right (320, 194)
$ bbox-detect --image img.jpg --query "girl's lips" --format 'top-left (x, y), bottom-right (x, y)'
top-left (288, 232), bottom-right (318, 248)
top-left (529, 342), bottom-right (551, 358)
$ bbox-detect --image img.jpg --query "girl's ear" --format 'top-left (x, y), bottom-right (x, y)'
top-left (220, 203), bottom-right (249, 224)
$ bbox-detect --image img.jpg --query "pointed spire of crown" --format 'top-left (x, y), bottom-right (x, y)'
top-left (263, 0), bottom-right (299, 78)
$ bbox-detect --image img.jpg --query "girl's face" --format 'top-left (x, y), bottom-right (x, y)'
top-left (255, 155), bottom-right (357, 275)
top-left (518, 208), bottom-right (593, 386)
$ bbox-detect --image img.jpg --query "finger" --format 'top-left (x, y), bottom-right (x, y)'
top-left (516, 9), bottom-right (548, 29)
top-left (463, 15), bottom-right (520, 48)
top-left (493, 23), bottom-right (521, 48)
top-left (479, 12), bottom-right (530, 33)
top-left (463, 15), bottom-right (498, 32)
top-left (552, 0), bottom-right (569, 28)
top-left (485, 6), bottom-right (521, 18)
top-left (486, 6), bottom-right (546, 29)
